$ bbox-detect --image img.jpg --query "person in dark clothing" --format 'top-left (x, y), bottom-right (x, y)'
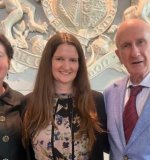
top-left (0, 33), bottom-right (26, 160)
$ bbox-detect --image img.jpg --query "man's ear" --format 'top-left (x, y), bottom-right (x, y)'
top-left (8, 59), bottom-right (10, 70)
top-left (115, 49), bottom-right (123, 64)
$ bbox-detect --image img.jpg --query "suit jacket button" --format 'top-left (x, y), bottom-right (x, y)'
top-left (0, 116), bottom-right (6, 122)
top-left (124, 155), bottom-right (128, 160)
top-left (2, 135), bottom-right (9, 142)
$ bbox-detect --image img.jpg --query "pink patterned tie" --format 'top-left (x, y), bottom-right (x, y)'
top-left (123, 86), bottom-right (143, 144)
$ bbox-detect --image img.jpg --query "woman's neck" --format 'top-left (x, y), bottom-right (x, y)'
top-left (55, 83), bottom-right (73, 94)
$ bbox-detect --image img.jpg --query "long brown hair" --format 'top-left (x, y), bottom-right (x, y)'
top-left (24, 32), bottom-right (103, 150)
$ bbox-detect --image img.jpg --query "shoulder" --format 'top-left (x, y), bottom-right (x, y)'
top-left (24, 92), bottom-right (32, 101)
top-left (8, 87), bottom-right (24, 99)
top-left (91, 90), bottom-right (103, 102)
top-left (91, 90), bottom-right (106, 120)
top-left (104, 76), bottom-right (128, 92)
top-left (91, 90), bottom-right (104, 111)
top-left (21, 92), bottom-right (32, 108)
top-left (2, 82), bottom-right (24, 105)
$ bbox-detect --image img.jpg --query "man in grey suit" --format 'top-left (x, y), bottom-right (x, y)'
top-left (104, 18), bottom-right (150, 160)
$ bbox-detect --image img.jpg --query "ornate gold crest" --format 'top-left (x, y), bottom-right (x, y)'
top-left (0, 0), bottom-right (128, 80)
top-left (42, 0), bottom-right (118, 39)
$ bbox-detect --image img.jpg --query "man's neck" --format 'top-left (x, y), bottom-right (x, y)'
top-left (0, 83), bottom-right (4, 95)
top-left (130, 73), bottom-right (149, 85)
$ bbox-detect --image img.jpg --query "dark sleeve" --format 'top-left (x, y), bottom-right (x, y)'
top-left (20, 93), bottom-right (32, 119)
top-left (21, 94), bottom-right (36, 160)
top-left (90, 90), bottom-right (110, 160)
top-left (26, 139), bottom-right (36, 160)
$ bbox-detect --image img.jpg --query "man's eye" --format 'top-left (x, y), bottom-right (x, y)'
top-left (137, 39), bottom-right (145, 45)
top-left (123, 44), bottom-right (130, 48)
top-left (120, 43), bottom-right (131, 50)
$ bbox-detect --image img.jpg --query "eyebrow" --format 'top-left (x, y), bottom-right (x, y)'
top-left (53, 56), bottom-right (78, 58)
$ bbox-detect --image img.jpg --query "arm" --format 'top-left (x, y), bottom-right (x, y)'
top-left (92, 90), bottom-right (110, 153)
top-left (26, 139), bottom-right (36, 160)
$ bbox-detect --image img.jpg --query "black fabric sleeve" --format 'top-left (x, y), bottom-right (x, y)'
top-left (26, 139), bottom-right (36, 160)
top-left (90, 90), bottom-right (110, 160)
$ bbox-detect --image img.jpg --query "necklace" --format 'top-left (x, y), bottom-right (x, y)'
top-left (55, 93), bottom-right (73, 100)
top-left (51, 98), bottom-right (74, 160)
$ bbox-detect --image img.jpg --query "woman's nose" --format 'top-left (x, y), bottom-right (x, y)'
top-left (63, 60), bottom-right (70, 69)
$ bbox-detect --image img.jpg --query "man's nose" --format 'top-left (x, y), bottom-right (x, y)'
top-left (131, 44), bottom-right (140, 57)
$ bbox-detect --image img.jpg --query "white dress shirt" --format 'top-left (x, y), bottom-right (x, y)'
top-left (124, 72), bottom-right (150, 116)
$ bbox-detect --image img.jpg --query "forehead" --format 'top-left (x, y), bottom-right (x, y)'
top-left (54, 43), bottom-right (79, 57)
top-left (0, 43), bottom-right (6, 53)
top-left (116, 22), bottom-right (150, 46)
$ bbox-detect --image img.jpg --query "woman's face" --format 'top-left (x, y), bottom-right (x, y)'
top-left (52, 43), bottom-right (79, 90)
top-left (0, 43), bottom-right (9, 83)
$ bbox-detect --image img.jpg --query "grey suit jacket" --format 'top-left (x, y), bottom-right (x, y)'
top-left (104, 77), bottom-right (150, 160)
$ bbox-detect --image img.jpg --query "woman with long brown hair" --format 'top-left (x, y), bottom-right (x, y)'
top-left (23, 32), bottom-right (109, 160)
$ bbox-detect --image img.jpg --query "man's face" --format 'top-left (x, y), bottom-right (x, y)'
top-left (116, 20), bottom-right (150, 83)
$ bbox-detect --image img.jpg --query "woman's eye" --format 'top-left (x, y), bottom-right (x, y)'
top-left (70, 58), bottom-right (78, 62)
top-left (55, 57), bottom-right (64, 61)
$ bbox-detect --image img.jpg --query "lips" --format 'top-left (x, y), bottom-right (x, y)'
top-left (59, 71), bottom-right (71, 75)
top-left (132, 60), bottom-right (143, 64)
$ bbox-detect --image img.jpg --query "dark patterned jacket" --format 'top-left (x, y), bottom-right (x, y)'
top-left (0, 82), bottom-right (26, 160)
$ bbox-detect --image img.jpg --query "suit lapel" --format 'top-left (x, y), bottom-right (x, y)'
top-left (113, 77), bottom-right (128, 148)
top-left (126, 94), bottom-right (150, 148)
